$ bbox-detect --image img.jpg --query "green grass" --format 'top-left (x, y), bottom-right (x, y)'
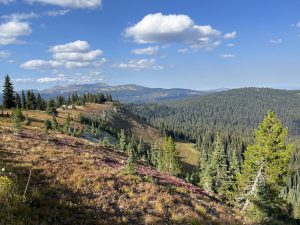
top-left (176, 140), bottom-right (199, 174)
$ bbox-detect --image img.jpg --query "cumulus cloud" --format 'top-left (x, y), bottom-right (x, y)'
top-left (125, 13), bottom-right (222, 50)
top-left (0, 20), bottom-right (32, 45)
top-left (21, 40), bottom-right (104, 70)
top-left (220, 54), bottom-right (235, 58)
top-left (224, 31), bottom-right (237, 39)
top-left (0, 50), bottom-right (11, 58)
top-left (49, 40), bottom-right (90, 53)
top-left (112, 58), bottom-right (164, 71)
top-left (131, 46), bottom-right (159, 55)
top-left (26, 0), bottom-right (101, 9)
top-left (269, 38), bottom-right (282, 44)
top-left (0, 0), bottom-right (14, 4)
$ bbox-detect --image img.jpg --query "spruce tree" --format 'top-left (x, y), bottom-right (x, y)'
top-left (118, 129), bottom-right (127, 152)
top-left (198, 149), bottom-right (212, 191)
top-left (12, 107), bottom-right (24, 135)
top-left (14, 93), bottom-right (21, 109)
top-left (238, 111), bottom-right (293, 219)
top-left (160, 136), bottom-right (181, 175)
top-left (137, 137), bottom-right (145, 159)
top-left (226, 150), bottom-right (240, 201)
top-left (2, 75), bottom-right (15, 109)
top-left (21, 90), bottom-right (26, 109)
top-left (210, 134), bottom-right (229, 194)
top-left (46, 99), bottom-right (58, 117)
top-left (125, 141), bottom-right (135, 174)
top-left (63, 113), bottom-right (71, 133)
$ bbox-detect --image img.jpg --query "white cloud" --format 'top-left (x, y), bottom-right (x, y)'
top-left (21, 40), bottom-right (104, 70)
top-left (227, 43), bottom-right (235, 47)
top-left (44, 9), bottom-right (70, 17)
top-left (0, 21), bottom-right (32, 45)
top-left (112, 58), bottom-right (164, 71)
top-left (2, 10), bottom-right (70, 21)
top-left (53, 49), bottom-right (102, 61)
top-left (220, 54), bottom-right (235, 58)
top-left (13, 78), bottom-right (33, 83)
top-left (177, 48), bottom-right (189, 53)
top-left (125, 13), bottom-right (222, 50)
top-left (37, 76), bottom-right (65, 83)
top-left (1, 12), bottom-right (39, 21)
top-left (224, 31), bottom-right (237, 39)
top-left (49, 40), bottom-right (90, 53)
top-left (131, 46), bottom-right (159, 55)
top-left (0, 50), bottom-right (11, 58)
top-left (269, 38), bottom-right (282, 44)
top-left (21, 60), bottom-right (63, 69)
top-left (26, 0), bottom-right (101, 9)
top-left (0, 0), bottom-right (14, 4)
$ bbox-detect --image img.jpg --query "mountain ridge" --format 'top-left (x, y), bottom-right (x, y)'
top-left (1, 82), bottom-right (217, 103)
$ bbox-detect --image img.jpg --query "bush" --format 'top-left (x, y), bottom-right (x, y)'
top-left (12, 107), bottom-right (25, 135)
top-left (44, 119), bottom-right (52, 132)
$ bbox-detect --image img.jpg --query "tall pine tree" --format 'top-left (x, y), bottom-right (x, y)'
top-left (2, 75), bottom-right (15, 109)
top-left (210, 133), bottom-right (229, 194)
top-left (238, 111), bottom-right (293, 219)
top-left (21, 90), bottom-right (26, 109)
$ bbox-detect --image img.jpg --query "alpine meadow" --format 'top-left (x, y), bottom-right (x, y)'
top-left (1, 1), bottom-right (300, 225)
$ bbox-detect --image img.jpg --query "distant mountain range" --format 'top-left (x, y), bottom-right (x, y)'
top-left (0, 83), bottom-right (225, 103)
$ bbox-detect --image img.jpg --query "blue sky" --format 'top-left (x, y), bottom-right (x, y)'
top-left (0, 0), bottom-right (300, 91)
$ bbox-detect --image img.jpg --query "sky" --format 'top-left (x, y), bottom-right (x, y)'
top-left (0, 0), bottom-right (300, 91)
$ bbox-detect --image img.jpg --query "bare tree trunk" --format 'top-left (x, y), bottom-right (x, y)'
top-left (242, 164), bottom-right (264, 212)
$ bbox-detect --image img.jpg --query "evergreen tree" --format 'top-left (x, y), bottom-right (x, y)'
top-left (198, 149), bottom-right (212, 191)
top-left (2, 75), bottom-right (15, 109)
top-left (63, 113), bottom-right (71, 133)
top-left (124, 141), bottom-right (135, 174)
top-left (21, 90), bottom-right (26, 109)
top-left (118, 129), bottom-right (127, 152)
top-left (12, 107), bottom-right (24, 135)
top-left (159, 136), bottom-right (181, 175)
top-left (44, 119), bottom-right (52, 132)
top-left (26, 90), bottom-right (32, 109)
top-left (238, 111), bottom-right (293, 219)
top-left (226, 150), bottom-right (240, 201)
top-left (46, 99), bottom-right (58, 117)
top-left (36, 93), bottom-right (45, 110)
top-left (150, 143), bottom-right (160, 166)
top-left (210, 134), bottom-right (229, 194)
top-left (137, 137), bottom-right (145, 159)
top-left (14, 93), bottom-right (21, 109)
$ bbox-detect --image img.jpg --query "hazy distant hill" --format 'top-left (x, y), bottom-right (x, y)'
top-left (0, 83), bottom-right (215, 103)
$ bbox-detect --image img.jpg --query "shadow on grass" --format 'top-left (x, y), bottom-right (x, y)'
top-left (0, 151), bottom-right (138, 225)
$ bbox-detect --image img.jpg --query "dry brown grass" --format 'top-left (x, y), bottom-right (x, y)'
top-left (0, 107), bottom-right (243, 225)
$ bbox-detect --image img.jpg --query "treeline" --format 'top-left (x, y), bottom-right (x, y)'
top-left (1, 75), bottom-right (115, 111)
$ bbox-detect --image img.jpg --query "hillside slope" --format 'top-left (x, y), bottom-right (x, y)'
top-left (126, 87), bottom-right (300, 219)
top-left (0, 107), bottom-right (242, 225)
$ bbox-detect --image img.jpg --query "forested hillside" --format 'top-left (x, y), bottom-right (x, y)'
top-left (127, 88), bottom-right (300, 140)
top-left (126, 87), bottom-right (300, 218)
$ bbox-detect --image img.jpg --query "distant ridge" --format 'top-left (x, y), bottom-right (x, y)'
top-left (2, 82), bottom-right (217, 103)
